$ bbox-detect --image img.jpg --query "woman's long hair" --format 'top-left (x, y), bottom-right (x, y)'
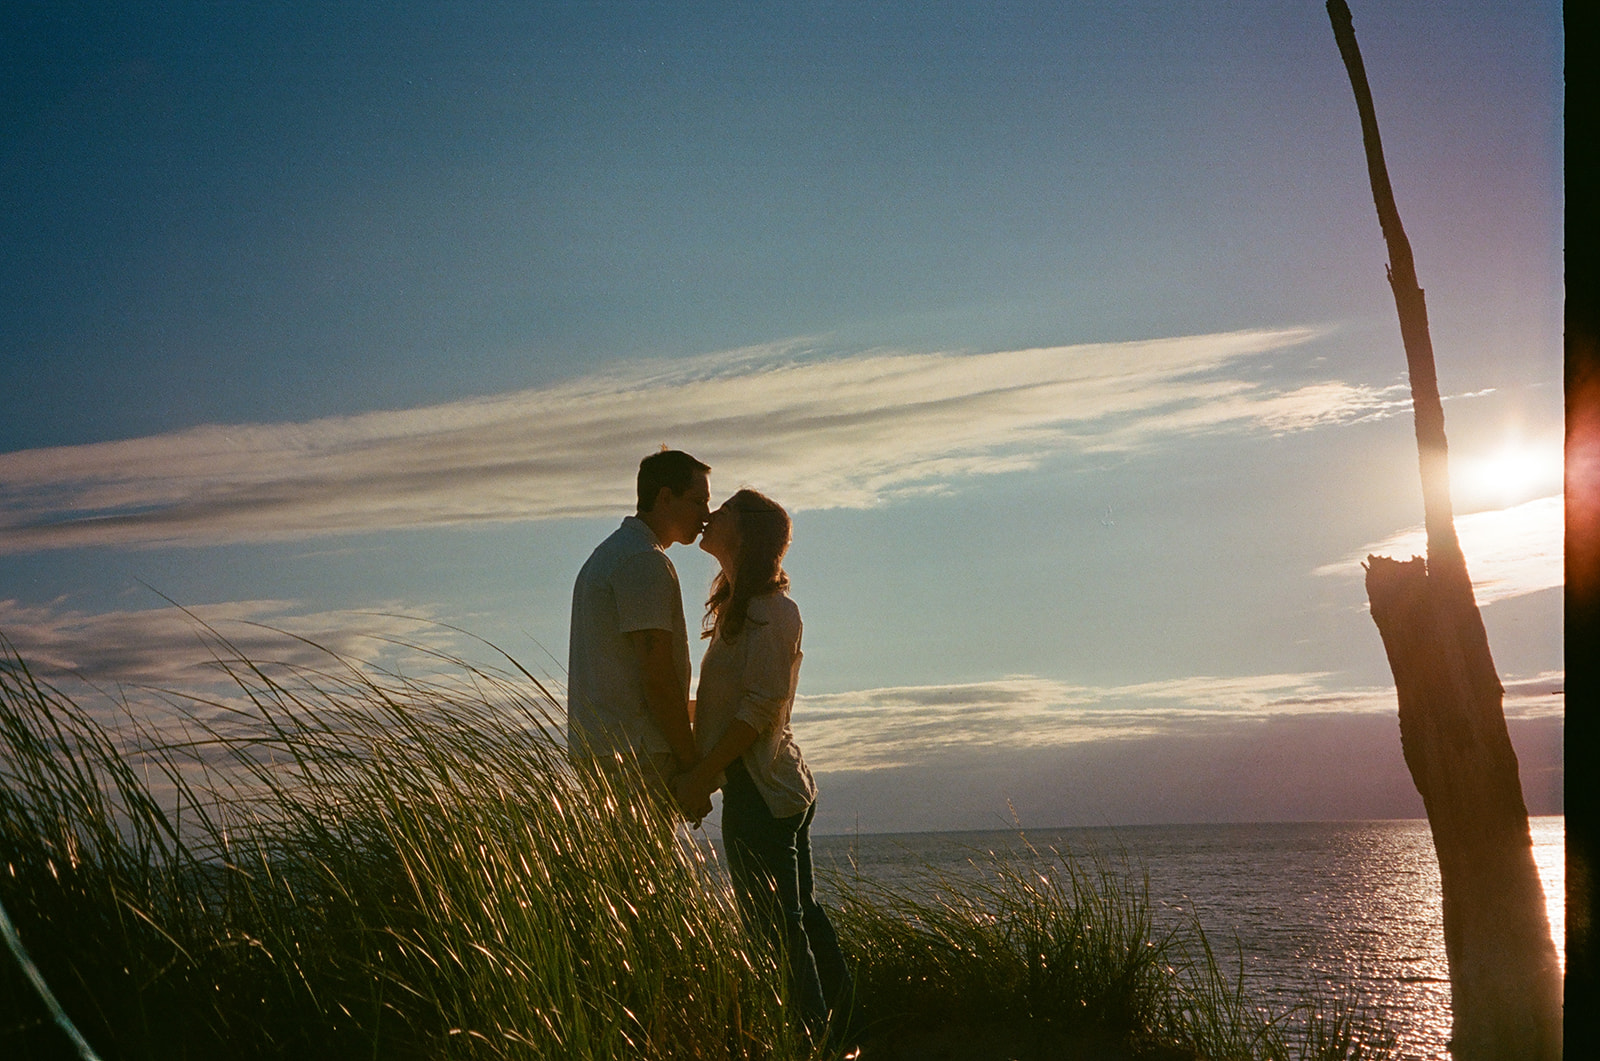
top-left (703, 489), bottom-right (791, 642)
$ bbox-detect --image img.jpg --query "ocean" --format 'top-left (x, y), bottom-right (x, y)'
top-left (806, 816), bottom-right (1565, 1059)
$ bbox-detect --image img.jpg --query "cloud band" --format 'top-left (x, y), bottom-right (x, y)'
top-left (0, 328), bottom-right (1404, 553)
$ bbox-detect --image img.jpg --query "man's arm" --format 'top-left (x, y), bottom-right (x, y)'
top-left (627, 628), bottom-right (697, 770)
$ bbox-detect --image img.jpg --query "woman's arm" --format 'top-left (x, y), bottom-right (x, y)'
top-left (680, 719), bottom-right (758, 796)
top-left (673, 719), bottom-right (757, 818)
top-left (731, 598), bottom-right (801, 735)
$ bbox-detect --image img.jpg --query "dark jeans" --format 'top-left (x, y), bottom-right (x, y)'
top-left (721, 759), bottom-right (853, 1037)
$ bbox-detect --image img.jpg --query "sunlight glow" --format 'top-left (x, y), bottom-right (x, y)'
top-left (1454, 439), bottom-right (1563, 510)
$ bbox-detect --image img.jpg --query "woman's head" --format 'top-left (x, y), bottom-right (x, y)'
top-left (701, 489), bottom-right (791, 640)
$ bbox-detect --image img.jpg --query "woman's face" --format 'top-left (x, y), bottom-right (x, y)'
top-left (698, 499), bottom-right (741, 565)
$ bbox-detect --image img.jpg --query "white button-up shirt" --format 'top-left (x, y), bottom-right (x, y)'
top-left (694, 591), bottom-right (816, 818)
top-left (567, 517), bottom-right (690, 759)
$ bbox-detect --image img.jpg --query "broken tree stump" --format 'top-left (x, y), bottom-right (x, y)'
top-left (1366, 555), bottom-right (1562, 1058)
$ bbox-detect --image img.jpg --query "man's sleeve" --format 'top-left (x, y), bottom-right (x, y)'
top-left (610, 551), bottom-right (678, 634)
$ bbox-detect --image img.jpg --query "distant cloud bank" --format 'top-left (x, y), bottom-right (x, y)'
top-left (1, 596), bottom-right (1559, 787)
top-left (793, 669), bottom-right (1564, 771)
top-left (0, 328), bottom-right (1405, 553)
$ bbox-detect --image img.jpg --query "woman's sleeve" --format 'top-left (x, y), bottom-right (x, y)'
top-left (732, 606), bottom-right (801, 734)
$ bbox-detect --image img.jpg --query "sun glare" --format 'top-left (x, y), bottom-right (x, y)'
top-left (1455, 440), bottom-right (1562, 510)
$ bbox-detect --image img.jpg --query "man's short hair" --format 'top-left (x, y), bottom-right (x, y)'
top-left (637, 449), bottom-right (710, 512)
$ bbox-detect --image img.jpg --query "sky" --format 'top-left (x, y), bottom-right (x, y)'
top-left (0, 1), bottom-right (1564, 833)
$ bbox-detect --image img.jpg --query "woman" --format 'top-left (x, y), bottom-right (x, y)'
top-left (672, 489), bottom-right (852, 1040)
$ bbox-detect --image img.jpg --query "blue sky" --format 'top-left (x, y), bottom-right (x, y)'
top-left (0, 1), bottom-right (1563, 832)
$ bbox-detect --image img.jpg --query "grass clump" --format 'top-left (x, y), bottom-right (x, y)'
top-left (834, 853), bottom-right (1169, 1047)
top-left (1, 629), bottom-right (1396, 1060)
top-left (0, 632), bottom-right (799, 1060)
top-left (827, 843), bottom-right (1397, 1060)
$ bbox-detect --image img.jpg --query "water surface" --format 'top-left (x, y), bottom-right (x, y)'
top-left (809, 817), bottom-right (1564, 1059)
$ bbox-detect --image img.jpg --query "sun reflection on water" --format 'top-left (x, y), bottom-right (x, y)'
top-left (1530, 816), bottom-right (1565, 973)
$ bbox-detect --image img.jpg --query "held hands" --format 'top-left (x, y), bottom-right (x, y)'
top-left (671, 768), bottom-right (715, 826)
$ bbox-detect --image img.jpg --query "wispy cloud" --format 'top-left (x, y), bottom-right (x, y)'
top-left (0, 598), bottom-right (459, 688)
top-left (1501, 672), bottom-right (1566, 719)
top-left (1313, 495), bottom-right (1562, 604)
top-left (0, 328), bottom-right (1405, 553)
top-left (792, 668), bottom-right (1564, 771)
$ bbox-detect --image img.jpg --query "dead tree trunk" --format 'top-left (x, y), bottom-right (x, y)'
top-left (1325, 3), bottom-right (1562, 1057)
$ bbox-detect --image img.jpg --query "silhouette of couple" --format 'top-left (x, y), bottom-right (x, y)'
top-left (567, 449), bottom-right (852, 1041)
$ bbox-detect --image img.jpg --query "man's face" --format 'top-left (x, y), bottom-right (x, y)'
top-left (658, 469), bottom-right (711, 546)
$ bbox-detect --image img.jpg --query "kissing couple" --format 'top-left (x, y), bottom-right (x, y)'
top-left (566, 448), bottom-right (852, 1042)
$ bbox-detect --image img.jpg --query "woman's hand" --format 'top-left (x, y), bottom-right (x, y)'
top-left (671, 769), bottom-right (715, 825)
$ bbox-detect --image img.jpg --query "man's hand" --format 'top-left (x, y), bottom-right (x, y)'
top-left (671, 770), bottom-right (715, 825)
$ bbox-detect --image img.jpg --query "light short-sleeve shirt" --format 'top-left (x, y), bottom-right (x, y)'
top-left (694, 591), bottom-right (816, 818)
top-left (567, 517), bottom-right (691, 759)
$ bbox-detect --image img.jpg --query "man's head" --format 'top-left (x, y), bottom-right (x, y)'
top-left (636, 449), bottom-right (711, 546)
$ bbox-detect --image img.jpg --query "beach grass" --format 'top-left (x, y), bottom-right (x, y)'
top-left (827, 843), bottom-right (1397, 1060)
top-left (0, 631), bottom-right (1393, 1060)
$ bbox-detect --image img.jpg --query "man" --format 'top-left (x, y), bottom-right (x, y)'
top-left (567, 449), bottom-right (711, 804)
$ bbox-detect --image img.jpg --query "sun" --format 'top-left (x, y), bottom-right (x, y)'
top-left (1454, 440), bottom-right (1562, 510)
